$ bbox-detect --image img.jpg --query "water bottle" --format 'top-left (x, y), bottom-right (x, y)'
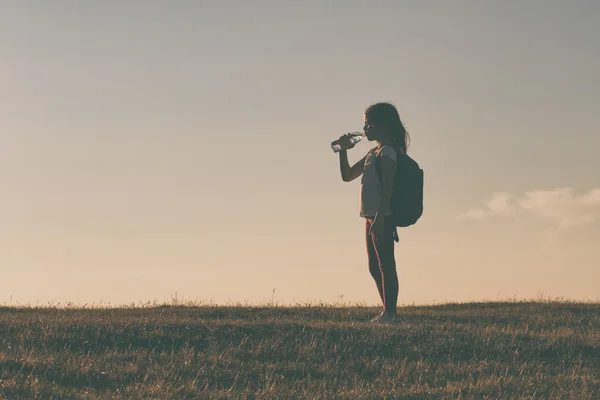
top-left (331, 131), bottom-right (364, 153)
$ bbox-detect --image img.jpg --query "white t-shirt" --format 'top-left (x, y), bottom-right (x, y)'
top-left (359, 146), bottom-right (397, 218)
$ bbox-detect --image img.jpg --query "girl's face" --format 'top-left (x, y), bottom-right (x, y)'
top-left (363, 115), bottom-right (384, 142)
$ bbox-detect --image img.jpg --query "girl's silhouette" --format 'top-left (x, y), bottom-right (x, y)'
top-left (337, 102), bottom-right (410, 323)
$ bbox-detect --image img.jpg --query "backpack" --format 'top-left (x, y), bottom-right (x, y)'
top-left (374, 148), bottom-right (424, 227)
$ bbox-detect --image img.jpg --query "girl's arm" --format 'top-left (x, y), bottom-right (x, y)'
top-left (340, 151), bottom-right (368, 182)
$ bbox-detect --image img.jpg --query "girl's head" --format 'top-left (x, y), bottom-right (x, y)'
top-left (363, 102), bottom-right (410, 154)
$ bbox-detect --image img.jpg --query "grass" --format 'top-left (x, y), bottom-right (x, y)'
top-left (0, 300), bottom-right (599, 399)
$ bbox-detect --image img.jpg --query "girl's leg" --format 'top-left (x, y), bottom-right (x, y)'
top-left (373, 217), bottom-right (399, 314)
top-left (366, 218), bottom-right (384, 308)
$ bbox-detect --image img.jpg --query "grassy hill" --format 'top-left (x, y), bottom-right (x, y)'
top-left (1, 301), bottom-right (599, 399)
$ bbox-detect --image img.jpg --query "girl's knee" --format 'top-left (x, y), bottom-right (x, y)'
top-left (369, 263), bottom-right (381, 276)
top-left (378, 262), bottom-right (397, 274)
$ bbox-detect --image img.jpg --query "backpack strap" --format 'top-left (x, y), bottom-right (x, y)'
top-left (374, 146), bottom-right (400, 184)
top-left (373, 146), bottom-right (400, 243)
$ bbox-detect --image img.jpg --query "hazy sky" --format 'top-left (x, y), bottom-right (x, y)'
top-left (2, 1), bottom-right (599, 306)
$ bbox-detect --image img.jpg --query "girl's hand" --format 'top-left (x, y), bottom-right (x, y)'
top-left (337, 133), bottom-right (356, 151)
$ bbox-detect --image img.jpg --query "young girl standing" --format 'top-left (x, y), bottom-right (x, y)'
top-left (337, 102), bottom-right (410, 323)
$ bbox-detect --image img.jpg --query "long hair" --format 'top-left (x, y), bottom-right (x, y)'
top-left (364, 102), bottom-right (410, 154)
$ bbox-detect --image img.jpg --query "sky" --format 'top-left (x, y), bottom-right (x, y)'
top-left (1, 1), bottom-right (599, 306)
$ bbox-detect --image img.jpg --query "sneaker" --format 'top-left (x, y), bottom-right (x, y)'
top-left (370, 312), bottom-right (385, 323)
top-left (371, 311), bottom-right (398, 324)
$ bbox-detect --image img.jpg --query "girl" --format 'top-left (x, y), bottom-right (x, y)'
top-left (337, 102), bottom-right (410, 323)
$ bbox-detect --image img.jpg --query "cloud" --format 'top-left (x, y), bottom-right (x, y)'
top-left (460, 192), bottom-right (517, 221)
top-left (461, 187), bottom-right (600, 231)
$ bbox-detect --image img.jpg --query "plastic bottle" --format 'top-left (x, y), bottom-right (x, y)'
top-left (331, 131), bottom-right (364, 153)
